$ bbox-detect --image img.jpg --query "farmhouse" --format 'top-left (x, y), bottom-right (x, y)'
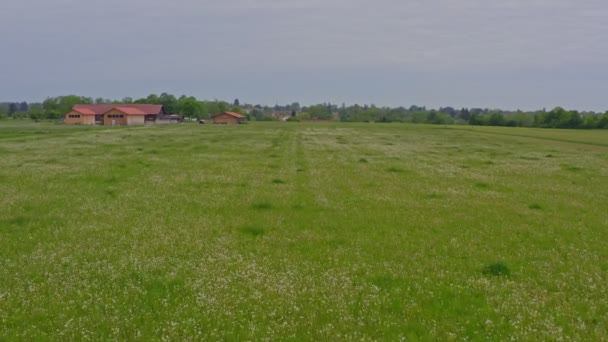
top-left (64, 104), bottom-right (168, 126)
top-left (212, 111), bottom-right (245, 125)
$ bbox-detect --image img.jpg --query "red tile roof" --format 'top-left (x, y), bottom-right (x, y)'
top-left (214, 111), bottom-right (246, 119)
top-left (113, 106), bottom-right (147, 115)
top-left (71, 104), bottom-right (164, 115)
top-left (71, 107), bottom-right (98, 115)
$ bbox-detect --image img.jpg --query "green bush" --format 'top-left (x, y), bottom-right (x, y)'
top-left (482, 262), bottom-right (511, 277)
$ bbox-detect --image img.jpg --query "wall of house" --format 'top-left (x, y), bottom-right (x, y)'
top-left (103, 109), bottom-right (128, 126)
top-left (127, 115), bottom-right (146, 125)
top-left (65, 111), bottom-right (95, 125)
top-left (213, 114), bottom-right (240, 125)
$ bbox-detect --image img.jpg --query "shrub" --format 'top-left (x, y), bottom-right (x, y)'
top-left (482, 262), bottom-right (511, 277)
top-left (252, 202), bottom-right (273, 210)
top-left (239, 226), bottom-right (265, 237)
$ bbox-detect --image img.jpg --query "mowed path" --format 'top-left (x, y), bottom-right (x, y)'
top-left (0, 122), bottom-right (607, 340)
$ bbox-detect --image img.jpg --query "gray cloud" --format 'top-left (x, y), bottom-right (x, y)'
top-left (1, 0), bottom-right (607, 110)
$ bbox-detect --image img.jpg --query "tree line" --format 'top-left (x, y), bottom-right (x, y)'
top-left (297, 104), bottom-right (608, 129)
top-left (1, 94), bottom-right (607, 129)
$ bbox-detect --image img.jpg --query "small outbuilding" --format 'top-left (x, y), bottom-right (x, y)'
top-left (212, 112), bottom-right (245, 125)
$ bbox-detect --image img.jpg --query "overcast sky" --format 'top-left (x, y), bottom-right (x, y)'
top-left (1, 0), bottom-right (607, 110)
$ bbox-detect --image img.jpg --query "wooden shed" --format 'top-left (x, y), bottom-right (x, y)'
top-left (212, 112), bottom-right (245, 125)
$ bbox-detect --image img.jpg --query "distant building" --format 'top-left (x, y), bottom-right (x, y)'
top-left (64, 104), bottom-right (171, 126)
top-left (212, 112), bottom-right (246, 125)
top-left (157, 114), bottom-right (184, 124)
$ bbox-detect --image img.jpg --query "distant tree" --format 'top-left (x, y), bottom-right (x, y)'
top-left (290, 102), bottom-right (301, 112)
top-left (159, 93), bottom-right (178, 113)
top-left (510, 111), bottom-right (535, 127)
top-left (469, 108), bottom-right (483, 115)
top-left (469, 113), bottom-right (485, 126)
top-left (307, 104), bottom-right (333, 120)
top-left (386, 107), bottom-right (407, 123)
top-left (259, 115), bottom-right (278, 121)
top-left (177, 95), bottom-right (188, 113)
top-left (555, 110), bottom-right (582, 129)
top-left (205, 101), bottom-right (220, 117)
top-left (250, 109), bottom-right (264, 121)
top-left (0, 104), bottom-right (7, 120)
top-left (597, 112), bottom-right (608, 129)
top-left (230, 106), bottom-right (244, 115)
top-left (42, 95), bottom-right (92, 117)
top-left (233, 98), bottom-right (240, 106)
top-left (29, 102), bottom-right (43, 113)
top-left (29, 106), bottom-right (45, 122)
top-left (217, 101), bottom-right (228, 113)
top-left (8, 103), bottom-right (18, 116)
top-left (144, 94), bottom-right (161, 104)
top-left (536, 107), bottom-right (582, 129)
top-left (488, 113), bottom-right (506, 126)
top-left (180, 97), bottom-right (205, 120)
top-left (458, 108), bottom-right (471, 121)
top-left (440, 107), bottom-right (457, 117)
top-left (19, 101), bottom-right (29, 112)
top-left (581, 114), bottom-right (599, 129)
top-left (537, 107), bottom-right (563, 128)
top-left (288, 112), bottom-right (311, 122)
top-left (426, 110), bottom-right (453, 125)
top-left (409, 110), bottom-right (428, 123)
top-left (409, 105), bottom-right (426, 112)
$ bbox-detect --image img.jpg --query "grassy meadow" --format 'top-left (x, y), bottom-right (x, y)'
top-left (1, 121), bottom-right (607, 340)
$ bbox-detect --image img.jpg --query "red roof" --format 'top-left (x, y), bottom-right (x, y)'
top-left (214, 111), bottom-right (245, 119)
top-left (70, 104), bottom-right (164, 115)
top-left (71, 107), bottom-right (97, 115)
top-left (113, 106), bottom-right (147, 115)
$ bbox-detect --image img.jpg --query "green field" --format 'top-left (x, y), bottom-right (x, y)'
top-left (1, 121), bottom-right (607, 340)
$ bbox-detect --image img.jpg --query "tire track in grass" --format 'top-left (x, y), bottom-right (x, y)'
top-left (293, 129), bottom-right (314, 209)
top-left (236, 126), bottom-right (299, 240)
